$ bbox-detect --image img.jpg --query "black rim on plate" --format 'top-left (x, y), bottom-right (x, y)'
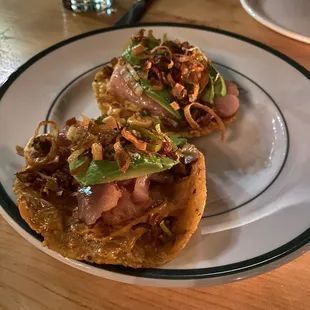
top-left (0, 23), bottom-right (309, 280)
top-left (44, 61), bottom-right (290, 219)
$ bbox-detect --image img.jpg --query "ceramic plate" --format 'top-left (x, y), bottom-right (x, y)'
top-left (241, 0), bottom-right (310, 44)
top-left (0, 23), bottom-right (309, 287)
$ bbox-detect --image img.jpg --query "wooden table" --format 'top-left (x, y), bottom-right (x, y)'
top-left (1, 0), bottom-right (309, 309)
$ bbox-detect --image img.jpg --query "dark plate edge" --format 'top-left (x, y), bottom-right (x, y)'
top-left (0, 22), bottom-right (309, 280)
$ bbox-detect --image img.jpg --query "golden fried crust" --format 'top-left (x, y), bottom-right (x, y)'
top-left (14, 153), bottom-right (206, 268)
top-left (92, 70), bottom-right (116, 114)
top-left (92, 69), bottom-right (237, 138)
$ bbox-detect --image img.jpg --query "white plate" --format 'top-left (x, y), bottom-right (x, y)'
top-left (0, 23), bottom-right (309, 287)
top-left (241, 0), bottom-right (310, 44)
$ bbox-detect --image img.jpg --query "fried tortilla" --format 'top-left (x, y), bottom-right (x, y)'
top-left (93, 69), bottom-right (236, 139)
top-left (92, 29), bottom-right (239, 139)
top-left (13, 116), bottom-right (206, 268)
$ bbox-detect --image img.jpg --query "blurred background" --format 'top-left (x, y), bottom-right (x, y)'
top-left (6, 0), bottom-right (307, 85)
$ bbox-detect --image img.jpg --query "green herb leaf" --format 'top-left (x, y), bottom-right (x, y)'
top-left (209, 63), bottom-right (227, 98)
top-left (129, 126), bottom-right (163, 153)
top-left (146, 143), bottom-right (162, 153)
top-left (129, 126), bottom-right (158, 141)
top-left (169, 136), bottom-right (187, 147)
top-left (121, 44), bottom-right (142, 66)
top-left (140, 79), bottom-right (182, 119)
top-left (201, 62), bottom-right (227, 103)
top-left (121, 35), bottom-right (160, 66)
top-left (210, 64), bottom-right (226, 98)
top-left (201, 76), bottom-right (215, 103)
top-left (70, 154), bottom-right (178, 186)
top-left (146, 35), bottom-right (161, 49)
top-left (214, 74), bottom-right (226, 97)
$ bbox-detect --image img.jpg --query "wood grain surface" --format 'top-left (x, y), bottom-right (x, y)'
top-left (1, 0), bottom-right (310, 309)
